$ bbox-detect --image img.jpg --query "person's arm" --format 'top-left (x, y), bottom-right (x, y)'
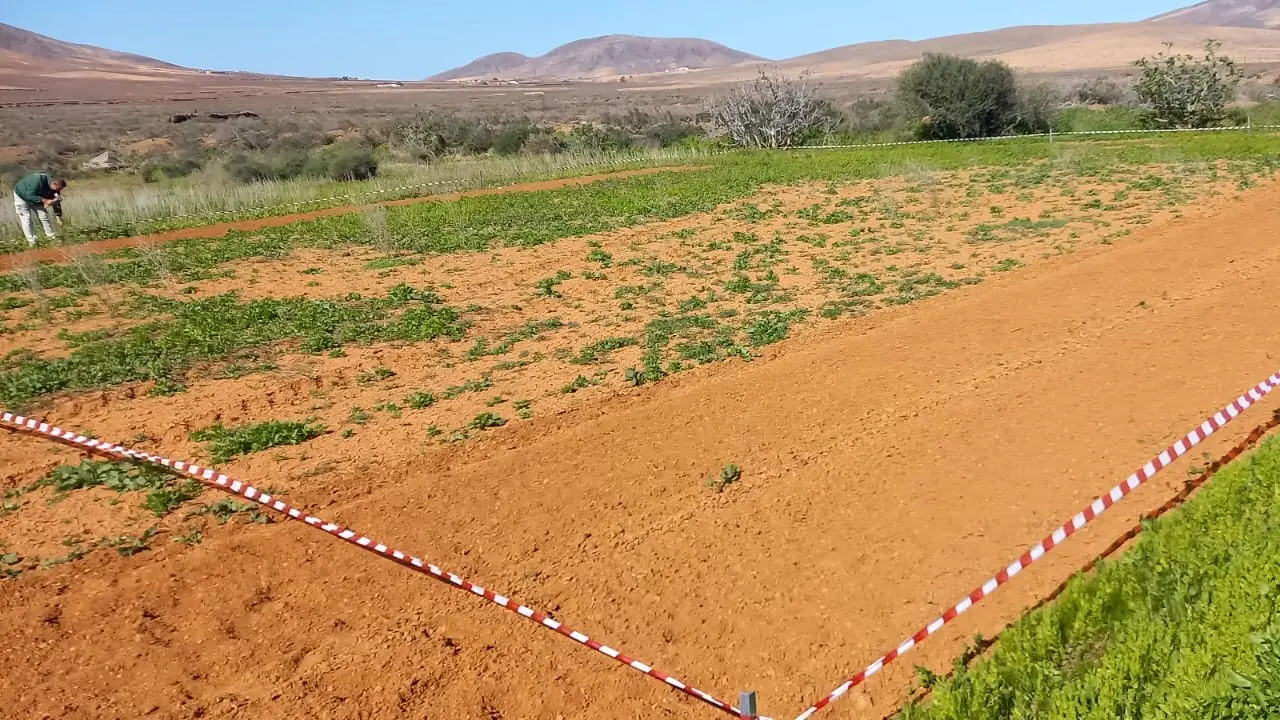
top-left (15, 175), bottom-right (52, 205)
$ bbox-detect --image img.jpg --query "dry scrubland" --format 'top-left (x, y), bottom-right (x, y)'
top-left (2, 134), bottom-right (1280, 719)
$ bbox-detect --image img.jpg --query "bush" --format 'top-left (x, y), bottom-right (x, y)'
top-left (566, 124), bottom-right (634, 153)
top-left (519, 132), bottom-right (565, 155)
top-left (1012, 82), bottom-right (1062, 134)
top-left (224, 150), bottom-right (309, 183)
top-left (309, 143), bottom-right (378, 181)
top-left (711, 68), bottom-right (830, 148)
top-left (898, 54), bottom-right (1019, 139)
top-left (492, 121), bottom-right (535, 155)
top-left (1134, 40), bottom-right (1243, 129)
top-left (224, 142), bottom-right (376, 184)
top-left (1073, 76), bottom-right (1131, 106)
top-left (140, 153), bottom-right (205, 183)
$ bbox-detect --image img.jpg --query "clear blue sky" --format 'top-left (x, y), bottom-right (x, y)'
top-left (6, 1), bottom-right (1189, 79)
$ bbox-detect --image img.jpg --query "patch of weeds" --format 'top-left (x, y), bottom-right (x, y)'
top-left (405, 391), bottom-right (436, 409)
top-left (191, 420), bottom-right (325, 463)
top-left (583, 270), bottom-right (608, 281)
top-left (301, 267), bottom-right (324, 275)
top-left (885, 272), bottom-right (962, 306)
top-left (561, 372), bottom-right (606, 394)
top-left (357, 366), bottom-right (396, 385)
top-left (102, 527), bottom-right (159, 557)
top-left (513, 399), bottom-right (533, 419)
top-left (535, 270), bottom-right (573, 298)
top-left (426, 424), bottom-right (443, 438)
top-left (994, 258), bottom-right (1025, 272)
top-left (348, 407), bottom-right (371, 425)
top-left (746, 310), bottom-right (809, 347)
top-left (443, 376), bottom-right (493, 399)
top-left (216, 362), bottom-right (278, 380)
top-left (586, 248), bottom-right (613, 267)
top-left (364, 255), bottom-right (421, 270)
top-left (143, 480), bottom-right (203, 516)
top-left (466, 318), bottom-right (564, 359)
top-left (485, 395), bottom-right (507, 407)
top-left (341, 428), bottom-right (355, 438)
top-left (173, 529), bottom-right (204, 546)
top-left (0, 284), bottom-right (465, 409)
top-left (30, 459), bottom-right (174, 495)
top-left (640, 259), bottom-right (685, 277)
top-left (468, 412), bottom-right (507, 431)
top-left (624, 367), bottom-right (647, 386)
top-left (570, 336), bottom-right (639, 365)
top-left (705, 464), bottom-right (742, 492)
top-left (196, 497), bottom-right (270, 525)
top-left (374, 402), bottom-right (402, 417)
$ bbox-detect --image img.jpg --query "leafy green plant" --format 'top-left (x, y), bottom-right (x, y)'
top-left (102, 527), bottom-right (159, 557)
top-left (705, 464), bottom-right (742, 492)
top-left (191, 420), bottom-right (325, 463)
top-left (405, 391), bottom-right (436, 409)
top-left (535, 270), bottom-right (573, 298)
top-left (143, 480), bottom-right (203, 516)
top-left (570, 336), bottom-right (639, 365)
top-left (468, 412), bottom-right (507, 431)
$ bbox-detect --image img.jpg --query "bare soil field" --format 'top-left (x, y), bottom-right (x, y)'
top-left (2, 160), bottom-right (1280, 719)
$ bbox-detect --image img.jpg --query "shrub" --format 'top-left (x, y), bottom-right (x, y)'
top-left (224, 150), bottom-right (308, 183)
top-left (1012, 82), bottom-right (1062, 134)
top-left (1134, 40), bottom-right (1243, 129)
top-left (520, 131), bottom-right (565, 155)
top-left (492, 121), bottom-right (535, 155)
top-left (1073, 76), bottom-right (1131, 106)
top-left (898, 54), bottom-right (1019, 139)
top-left (309, 142), bottom-right (378, 181)
top-left (711, 68), bottom-right (830, 148)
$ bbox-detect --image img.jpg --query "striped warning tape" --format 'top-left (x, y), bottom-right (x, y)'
top-left (0, 410), bottom-right (752, 720)
top-left (793, 369), bottom-right (1280, 720)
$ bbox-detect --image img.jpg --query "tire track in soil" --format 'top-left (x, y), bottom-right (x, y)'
top-left (0, 165), bottom-right (702, 271)
top-left (4, 184), bottom-right (1280, 720)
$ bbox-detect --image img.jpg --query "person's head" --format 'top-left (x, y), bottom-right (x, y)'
top-left (50, 178), bottom-right (67, 192)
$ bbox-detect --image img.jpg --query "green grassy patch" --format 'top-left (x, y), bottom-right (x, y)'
top-left (190, 420), bottom-right (326, 463)
top-left (0, 284), bottom-right (464, 408)
top-left (900, 433), bottom-right (1280, 719)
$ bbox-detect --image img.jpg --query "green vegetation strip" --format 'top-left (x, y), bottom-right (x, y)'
top-left (5, 133), bottom-right (1280, 297)
top-left (0, 284), bottom-right (464, 409)
top-left (900, 433), bottom-right (1280, 719)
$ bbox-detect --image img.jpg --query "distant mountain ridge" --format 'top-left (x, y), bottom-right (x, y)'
top-left (430, 34), bottom-right (765, 81)
top-left (1149, 0), bottom-right (1280, 29)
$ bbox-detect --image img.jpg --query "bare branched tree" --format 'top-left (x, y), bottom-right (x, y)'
top-left (711, 68), bottom-right (828, 149)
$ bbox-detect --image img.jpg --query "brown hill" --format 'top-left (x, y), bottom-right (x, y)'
top-left (434, 51), bottom-right (531, 81)
top-left (0, 22), bottom-right (184, 72)
top-left (633, 21), bottom-right (1280, 86)
top-left (1149, 0), bottom-right (1280, 29)
top-left (431, 35), bottom-right (764, 81)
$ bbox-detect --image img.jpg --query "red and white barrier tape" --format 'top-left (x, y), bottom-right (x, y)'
top-left (0, 411), bottom-right (749, 719)
top-left (793, 369), bottom-right (1280, 720)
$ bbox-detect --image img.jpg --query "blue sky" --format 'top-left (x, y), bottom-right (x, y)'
top-left (6, 1), bottom-right (1189, 79)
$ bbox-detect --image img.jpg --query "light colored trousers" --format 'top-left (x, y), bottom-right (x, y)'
top-left (13, 192), bottom-right (57, 246)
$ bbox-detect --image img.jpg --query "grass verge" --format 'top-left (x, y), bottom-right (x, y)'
top-left (899, 432), bottom-right (1280, 719)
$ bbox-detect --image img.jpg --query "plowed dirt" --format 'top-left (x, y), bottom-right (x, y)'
top-left (3, 178), bottom-right (1280, 720)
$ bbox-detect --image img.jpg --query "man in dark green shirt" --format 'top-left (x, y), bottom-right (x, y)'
top-left (12, 172), bottom-right (66, 247)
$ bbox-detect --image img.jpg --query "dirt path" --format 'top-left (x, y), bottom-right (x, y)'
top-left (0, 165), bottom-right (699, 271)
top-left (4, 185), bottom-right (1280, 720)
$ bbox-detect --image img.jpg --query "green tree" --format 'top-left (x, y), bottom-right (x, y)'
top-left (1134, 40), bottom-right (1243, 129)
top-left (898, 54), bottom-right (1019, 139)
